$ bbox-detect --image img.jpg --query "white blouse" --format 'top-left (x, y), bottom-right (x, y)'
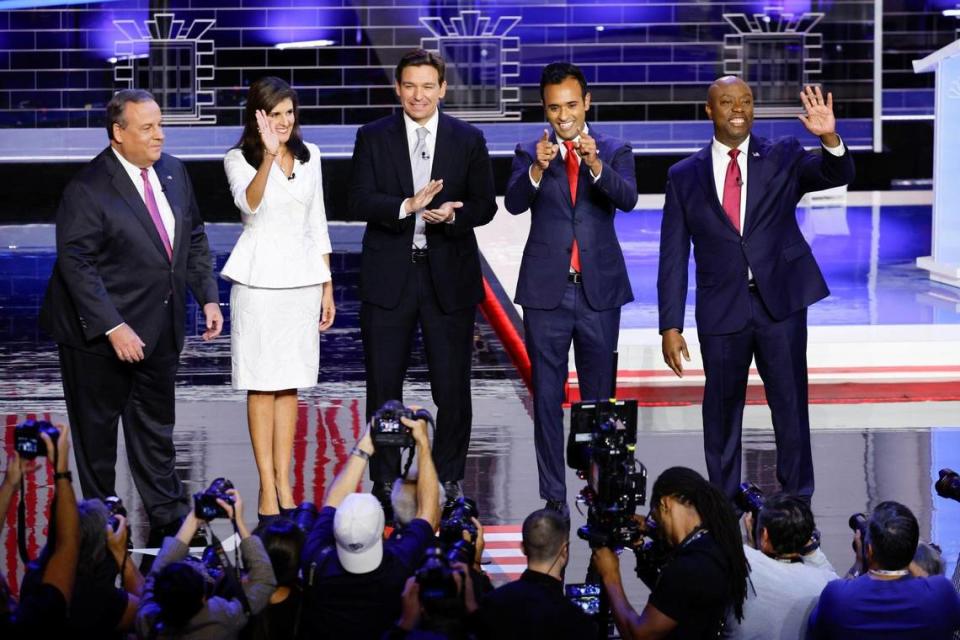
top-left (221, 142), bottom-right (332, 288)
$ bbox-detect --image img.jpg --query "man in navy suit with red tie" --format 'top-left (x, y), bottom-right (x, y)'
top-left (658, 77), bottom-right (855, 501)
top-left (505, 63), bottom-right (638, 516)
top-left (40, 89), bottom-right (222, 544)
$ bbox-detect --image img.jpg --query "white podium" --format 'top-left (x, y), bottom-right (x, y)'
top-left (914, 38), bottom-right (960, 287)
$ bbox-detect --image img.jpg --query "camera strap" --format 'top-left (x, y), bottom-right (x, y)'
top-left (17, 477), bottom-right (30, 564)
top-left (17, 445), bottom-right (61, 565)
top-left (207, 520), bottom-right (252, 616)
top-left (400, 409), bottom-right (437, 480)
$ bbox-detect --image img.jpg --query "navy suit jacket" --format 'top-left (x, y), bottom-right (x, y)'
top-left (657, 136), bottom-right (855, 336)
top-left (40, 148), bottom-right (219, 358)
top-left (504, 128), bottom-right (638, 311)
top-left (348, 111), bottom-right (497, 313)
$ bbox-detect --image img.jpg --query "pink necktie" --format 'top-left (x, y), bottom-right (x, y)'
top-left (722, 149), bottom-right (742, 233)
top-left (140, 168), bottom-right (173, 261)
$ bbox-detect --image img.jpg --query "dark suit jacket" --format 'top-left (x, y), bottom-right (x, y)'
top-left (504, 128), bottom-right (638, 311)
top-left (40, 147), bottom-right (219, 358)
top-left (657, 136), bottom-right (855, 336)
top-left (348, 111), bottom-right (497, 313)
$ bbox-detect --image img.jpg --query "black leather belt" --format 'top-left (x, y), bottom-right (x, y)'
top-left (411, 248), bottom-right (429, 263)
top-left (568, 272), bottom-right (582, 284)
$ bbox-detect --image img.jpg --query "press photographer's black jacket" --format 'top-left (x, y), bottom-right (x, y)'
top-left (476, 569), bottom-right (597, 639)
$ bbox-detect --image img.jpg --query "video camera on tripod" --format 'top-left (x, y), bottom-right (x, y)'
top-left (567, 399), bottom-right (647, 549)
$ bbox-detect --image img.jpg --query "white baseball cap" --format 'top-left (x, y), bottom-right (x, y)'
top-left (333, 493), bottom-right (385, 574)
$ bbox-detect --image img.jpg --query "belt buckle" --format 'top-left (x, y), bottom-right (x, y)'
top-left (411, 248), bottom-right (427, 263)
top-left (569, 272), bottom-right (582, 284)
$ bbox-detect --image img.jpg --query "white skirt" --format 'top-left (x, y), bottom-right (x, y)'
top-left (230, 283), bottom-right (322, 391)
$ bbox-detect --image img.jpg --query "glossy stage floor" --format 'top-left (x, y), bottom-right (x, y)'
top-left (2, 190), bottom-right (959, 607)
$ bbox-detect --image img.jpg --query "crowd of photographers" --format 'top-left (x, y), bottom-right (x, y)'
top-left (3, 410), bottom-right (960, 639)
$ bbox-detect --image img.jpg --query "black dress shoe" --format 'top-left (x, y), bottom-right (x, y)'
top-left (544, 499), bottom-right (570, 521)
top-left (442, 481), bottom-right (463, 503)
top-left (371, 481), bottom-right (395, 524)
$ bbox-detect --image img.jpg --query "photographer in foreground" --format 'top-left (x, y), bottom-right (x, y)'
top-left (592, 466), bottom-right (749, 639)
top-left (807, 501), bottom-right (960, 639)
top-left (723, 493), bottom-right (836, 639)
top-left (300, 408), bottom-right (440, 639)
top-left (243, 518), bottom-right (306, 640)
top-left (10, 423), bottom-right (80, 636)
top-left (388, 546), bottom-right (480, 639)
top-left (135, 488), bottom-right (277, 639)
top-left (477, 508), bottom-right (596, 639)
top-left (22, 498), bottom-right (144, 638)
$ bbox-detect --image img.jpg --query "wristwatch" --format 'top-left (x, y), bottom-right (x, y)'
top-left (350, 446), bottom-right (371, 461)
top-left (53, 471), bottom-right (73, 482)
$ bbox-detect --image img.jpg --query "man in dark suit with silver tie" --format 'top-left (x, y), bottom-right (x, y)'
top-left (40, 89), bottom-right (222, 544)
top-left (348, 50), bottom-right (497, 513)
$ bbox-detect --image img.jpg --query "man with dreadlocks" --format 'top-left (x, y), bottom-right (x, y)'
top-left (592, 466), bottom-right (750, 639)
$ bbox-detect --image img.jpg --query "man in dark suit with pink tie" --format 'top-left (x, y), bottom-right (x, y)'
top-left (40, 89), bottom-right (222, 545)
top-left (658, 77), bottom-right (855, 502)
top-left (505, 63), bottom-right (638, 517)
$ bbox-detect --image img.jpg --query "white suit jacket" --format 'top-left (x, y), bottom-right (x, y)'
top-left (221, 141), bottom-right (332, 288)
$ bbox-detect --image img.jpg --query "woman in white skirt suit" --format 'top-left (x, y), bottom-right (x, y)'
top-left (222, 77), bottom-right (335, 523)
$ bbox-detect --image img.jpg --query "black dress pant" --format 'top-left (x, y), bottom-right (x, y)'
top-left (58, 310), bottom-right (189, 527)
top-left (361, 258), bottom-right (475, 484)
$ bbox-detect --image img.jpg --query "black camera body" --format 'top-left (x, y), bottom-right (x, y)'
top-left (567, 400), bottom-right (647, 549)
top-left (438, 496), bottom-right (480, 566)
top-left (370, 400), bottom-right (434, 449)
top-left (193, 477), bottom-right (235, 521)
top-left (14, 419), bottom-right (59, 460)
top-left (416, 544), bottom-right (461, 605)
top-left (104, 496), bottom-right (127, 532)
top-left (936, 468), bottom-right (960, 502)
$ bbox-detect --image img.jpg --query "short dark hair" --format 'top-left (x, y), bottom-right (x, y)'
top-left (539, 62), bottom-right (588, 101)
top-left (757, 493), bottom-right (815, 556)
top-left (153, 561), bottom-right (205, 629)
top-left (261, 518), bottom-right (305, 587)
top-left (395, 49), bottom-right (446, 85)
top-left (106, 89), bottom-right (155, 141)
top-left (521, 508), bottom-right (569, 564)
top-left (866, 501), bottom-right (919, 571)
top-left (912, 541), bottom-right (945, 576)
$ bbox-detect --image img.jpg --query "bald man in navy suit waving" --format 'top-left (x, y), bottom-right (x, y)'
top-left (657, 77), bottom-right (854, 502)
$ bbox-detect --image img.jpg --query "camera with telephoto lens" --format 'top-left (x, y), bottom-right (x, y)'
top-left (369, 400), bottom-right (434, 449)
top-left (439, 497), bottom-right (479, 567)
top-left (193, 477), bottom-right (235, 521)
top-left (416, 544), bottom-right (461, 606)
top-left (567, 399), bottom-right (647, 549)
top-left (104, 496), bottom-right (127, 532)
top-left (735, 482), bottom-right (765, 516)
top-left (14, 419), bottom-right (59, 460)
top-left (935, 469), bottom-right (960, 502)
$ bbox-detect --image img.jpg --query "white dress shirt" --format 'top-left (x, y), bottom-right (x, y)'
top-left (221, 141), bottom-right (332, 288)
top-left (398, 109), bottom-right (439, 248)
top-left (710, 134), bottom-right (847, 234)
top-left (111, 146), bottom-right (176, 246)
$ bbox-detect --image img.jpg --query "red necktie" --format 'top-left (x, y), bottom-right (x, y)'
top-left (722, 148), bottom-right (742, 233)
top-left (563, 140), bottom-right (581, 272)
top-left (141, 168), bottom-right (173, 261)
